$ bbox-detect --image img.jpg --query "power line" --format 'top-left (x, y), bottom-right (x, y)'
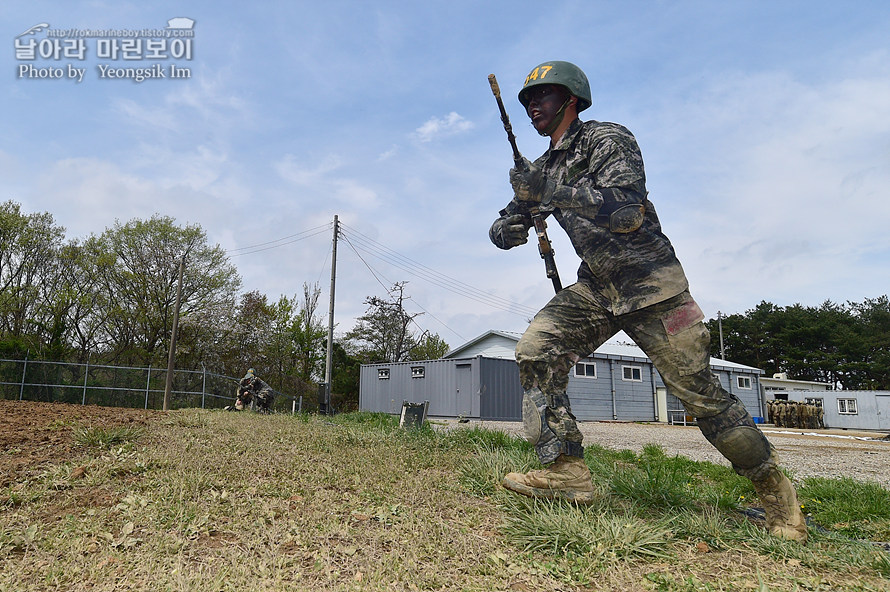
top-left (340, 232), bottom-right (394, 295)
top-left (339, 222), bottom-right (538, 318)
top-left (340, 234), bottom-right (465, 341)
top-left (220, 218), bottom-right (537, 320)
top-left (227, 222), bottom-right (330, 252)
top-left (314, 247), bottom-right (331, 285)
top-left (405, 296), bottom-right (466, 342)
top-left (340, 223), bottom-right (522, 311)
top-left (226, 224), bottom-right (331, 257)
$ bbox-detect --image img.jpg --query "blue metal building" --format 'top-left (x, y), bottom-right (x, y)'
top-left (359, 330), bottom-right (765, 422)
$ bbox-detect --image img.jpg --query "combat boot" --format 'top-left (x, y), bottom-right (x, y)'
top-left (502, 454), bottom-right (597, 504)
top-left (752, 468), bottom-right (808, 543)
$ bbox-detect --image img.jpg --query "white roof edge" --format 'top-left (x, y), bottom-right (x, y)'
top-left (446, 330), bottom-right (763, 373)
top-left (443, 329), bottom-right (522, 358)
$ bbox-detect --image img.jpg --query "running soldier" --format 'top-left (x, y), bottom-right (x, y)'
top-left (489, 60), bottom-right (807, 542)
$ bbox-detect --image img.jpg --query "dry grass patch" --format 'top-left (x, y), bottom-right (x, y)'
top-left (2, 410), bottom-right (888, 591)
top-left (1, 411), bottom-right (565, 591)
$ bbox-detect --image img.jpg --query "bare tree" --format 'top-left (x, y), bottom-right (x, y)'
top-left (345, 282), bottom-right (428, 363)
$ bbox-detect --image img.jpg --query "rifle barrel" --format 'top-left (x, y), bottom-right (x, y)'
top-left (488, 73), bottom-right (562, 294)
top-left (488, 74), bottom-right (523, 165)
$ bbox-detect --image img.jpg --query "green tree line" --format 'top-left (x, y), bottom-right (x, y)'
top-left (0, 201), bottom-right (448, 410)
top-left (706, 298), bottom-right (890, 390)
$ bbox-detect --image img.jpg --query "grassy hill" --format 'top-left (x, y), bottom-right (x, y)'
top-left (2, 408), bottom-right (889, 591)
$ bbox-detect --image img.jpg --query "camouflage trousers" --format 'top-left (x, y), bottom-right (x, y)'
top-left (516, 283), bottom-right (750, 465)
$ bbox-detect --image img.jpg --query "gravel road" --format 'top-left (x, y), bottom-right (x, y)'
top-left (439, 420), bottom-right (890, 488)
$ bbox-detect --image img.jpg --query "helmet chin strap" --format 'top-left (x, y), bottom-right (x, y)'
top-left (537, 97), bottom-right (573, 137)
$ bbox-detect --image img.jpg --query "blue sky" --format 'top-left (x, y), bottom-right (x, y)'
top-left (3, 1), bottom-right (889, 349)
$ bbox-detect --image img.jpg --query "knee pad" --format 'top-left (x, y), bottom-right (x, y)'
top-left (697, 399), bottom-right (771, 472)
top-left (522, 393), bottom-right (543, 444)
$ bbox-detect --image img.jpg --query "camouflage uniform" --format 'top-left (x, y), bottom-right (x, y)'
top-left (786, 402), bottom-right (795, 428)
top-left (235, 372), bottom-right (275, 413)
top-left (770, 400), bottom-right (785, 427)
top-left (493, 60), bottom-right (805, 541)
top-left (491, 118), bottom-right (777, 481)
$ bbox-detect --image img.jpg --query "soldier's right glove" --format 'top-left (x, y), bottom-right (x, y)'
top-left (489, 213), bottom-right (531, 249)
top-left (511, 160), bottom-right (563, 205)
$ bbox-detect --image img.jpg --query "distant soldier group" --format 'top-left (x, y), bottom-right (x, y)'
top-left (767, 399), bottom-right (824, 429)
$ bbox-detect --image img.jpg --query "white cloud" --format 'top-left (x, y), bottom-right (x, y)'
top-left (20, 149), bottom-right (252, 244)
top-left (377, 145), bottom-right (399, 161)
top-left (275, 154), bottom-right (343, 186)
top-left (115, 98), bottom-right (181, 132)
top-left (646, 63), bottom-right (890, 316)
top-left (331, 178), bottom-right (379, 209)
top-left (413, 112), bottom-right (474, 143)
top-left (274, 154), bottom-right (379, 210)
top-left (164, 72), bottom-right (249, 119)
top-left (28, 158), bottom-right (165, 237)
top-left (111, 71), bottom-right (253, 140)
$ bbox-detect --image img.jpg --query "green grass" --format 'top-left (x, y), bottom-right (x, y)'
top-left (605, 443), bottom-right (750, 512)
top-left (799, 476), bottom-right (890, 540)
top-left (72, 424), bottom-right (145, 448)
top-left (2, 410), bottom-right (889, 591)
top-left (460, 432), bottom-right (890, 589)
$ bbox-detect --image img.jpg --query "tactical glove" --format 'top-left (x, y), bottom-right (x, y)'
top-left (509, 162), bottom-right (556, 205)
top-left (489, 213), bottom-right (531, 249)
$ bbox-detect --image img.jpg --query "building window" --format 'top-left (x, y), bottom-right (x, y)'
top-left (378, 368), bottom-right (390, 380)
top-left (805, 397), bottom-right (823, 408)
top-left (622, 366), bottom-right (642, 382)
top-left (737, 376), bottom-right (752, 389)
top-left (411, 366), bottom-right (425, 378)
top-left (837, 398), bottom-right (858, 415)
top-left (574, 362), bottom-right (597, 378)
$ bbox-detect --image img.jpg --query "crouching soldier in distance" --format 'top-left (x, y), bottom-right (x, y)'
top-left (227, 368), bottom-right (275, 413)
top-left (489, 60), bottom-right (807, 543)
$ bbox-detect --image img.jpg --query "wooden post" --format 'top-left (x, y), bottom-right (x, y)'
top-left (163, 255), bottom-right (185, 411)
top-left (323, 215), bottom-right (339, 415)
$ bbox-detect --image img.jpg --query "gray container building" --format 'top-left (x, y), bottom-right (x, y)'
top-left (360, 356), bottom-right (522, 420)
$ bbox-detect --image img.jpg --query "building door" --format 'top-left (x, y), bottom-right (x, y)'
top-left (455, 363), bottom-right (473, 418)
top-left (877, 395), bottom-right (890, 430)
top-left (655, 387), bottom-right (668, 423)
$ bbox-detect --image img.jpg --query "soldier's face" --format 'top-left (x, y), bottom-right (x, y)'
top-left (525, 84), bottom-right (569, 134)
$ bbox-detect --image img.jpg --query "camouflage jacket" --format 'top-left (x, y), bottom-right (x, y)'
top-left (495, 118), bottom-right (689, 315)
top-left (245, 377), bottom-right (273, 398)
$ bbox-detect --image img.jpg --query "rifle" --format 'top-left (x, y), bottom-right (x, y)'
top-left (488, 74), bottom-right (562, 293)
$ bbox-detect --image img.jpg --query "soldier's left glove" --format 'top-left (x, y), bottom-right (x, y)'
top-left (489, 213), bottom-right (531, 249)
top-left (509, 163), bottom-right (555, 205)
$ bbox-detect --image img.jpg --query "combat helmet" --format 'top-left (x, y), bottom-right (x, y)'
top-left (518, 60), bottom-right (592, 112)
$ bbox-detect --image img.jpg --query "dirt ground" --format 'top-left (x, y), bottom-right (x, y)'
top-left (0, 399), bottom-right (161, 487)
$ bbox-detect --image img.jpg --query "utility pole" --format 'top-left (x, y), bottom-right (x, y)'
top-left (163, 254), bottom-right (186, 411)
top-left (323, 215), bottom-right (339, 415)
top-left (717, 310), bottom-right (726, 360)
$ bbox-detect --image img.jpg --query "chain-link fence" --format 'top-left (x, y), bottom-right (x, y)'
top-left (0, 356), bottom-right (302, 412)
